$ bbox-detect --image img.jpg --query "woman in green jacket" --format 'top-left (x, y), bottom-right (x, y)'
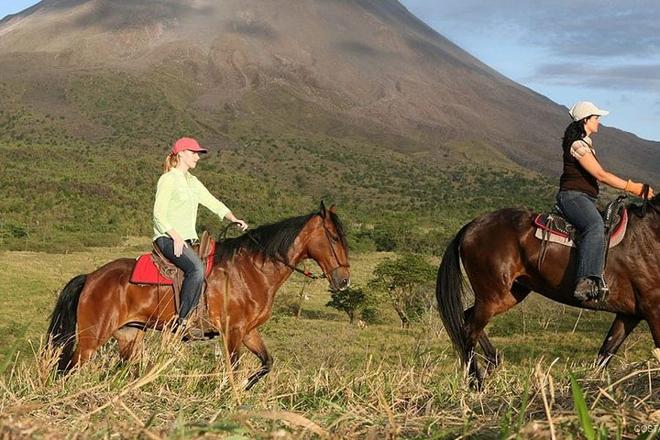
top-left (153, 137), bottom-right (248, 329)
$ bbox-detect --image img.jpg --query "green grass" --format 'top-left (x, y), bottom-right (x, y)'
top-left (1, 247), bottom-right (657, 438)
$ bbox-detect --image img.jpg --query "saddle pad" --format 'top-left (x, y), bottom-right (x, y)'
top-left (129, 241), bottom-right (216, 285)
top-left (533, 208), bottom-right (628, 248)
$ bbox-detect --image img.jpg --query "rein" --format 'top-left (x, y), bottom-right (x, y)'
top-left (641, 184), bottom-right (660, 216)
top-left (245, 229), bottom-right (326, 279)
top-left (219, 220), bottom-right (347, 280)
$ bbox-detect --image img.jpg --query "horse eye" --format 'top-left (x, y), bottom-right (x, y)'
top-left (332, 235), bottom-right (340, 242)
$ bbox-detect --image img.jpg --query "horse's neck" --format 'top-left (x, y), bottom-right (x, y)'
top-left (250, 237), bottom-right (309, 294)
top-left (628, 208), bottom-right (659, 233)
top-left (275, 238), bottom-right (308, 280)
top-left (618, 209), bottom-right (660, 254)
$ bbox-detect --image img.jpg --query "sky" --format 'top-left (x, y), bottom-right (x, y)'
top-left (398, 0), bottom-right (660, 141)
top-left (2, 1), bottom-right (659, 141)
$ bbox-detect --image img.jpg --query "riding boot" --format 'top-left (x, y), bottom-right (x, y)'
top-left (175, 317), bottom-right (206, 341)
top-left (574, 277), bottom-right (597, 301)
top-left (171, 317), bottom-right (186, 333)
top-left (183, 328), bottom-right (206, 341)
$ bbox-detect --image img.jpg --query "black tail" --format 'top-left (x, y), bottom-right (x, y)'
top-left (436, 223), bottom-right (472, 366)
top-left (47, 274), bottom-right (86, 371)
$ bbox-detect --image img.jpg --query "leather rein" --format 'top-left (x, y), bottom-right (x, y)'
top-left (221, 219), bottom-right (348, 280)
top-left (641, 184), bottom-right (659, 216)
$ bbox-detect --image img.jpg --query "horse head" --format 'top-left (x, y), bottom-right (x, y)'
top-left (305, 202), bottom-right (351, 291)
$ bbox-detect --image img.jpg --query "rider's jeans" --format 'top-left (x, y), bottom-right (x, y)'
top-left (556, 190), bottom-right (605, 282)
top-left (154, 236), bottom-right (205, 321)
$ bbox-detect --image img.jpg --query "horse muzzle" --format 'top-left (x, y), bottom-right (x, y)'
top-left (329, 267), bottom-right (350, 291)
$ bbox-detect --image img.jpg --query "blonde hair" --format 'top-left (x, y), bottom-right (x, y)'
top-left (163, 153), bottom-right (179, 173)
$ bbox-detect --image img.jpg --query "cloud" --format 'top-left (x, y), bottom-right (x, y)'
top-left (525, 9), bottom-right (660, 58)
top-left (529, 63), bottom-right (660, 91)
top-left (400, 0), bottom-right (660, 59)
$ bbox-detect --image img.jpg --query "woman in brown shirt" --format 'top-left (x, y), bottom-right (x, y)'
top-left (556, 101), bottom-right (655, 301)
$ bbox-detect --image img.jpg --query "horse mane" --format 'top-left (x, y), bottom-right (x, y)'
top-left (627, 195), bottom-right (660, 218)
top-left (214, 211), bottom-right (347, 265)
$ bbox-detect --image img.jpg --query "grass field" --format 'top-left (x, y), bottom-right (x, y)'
top-left (0, 245), bottom-right (658, 439)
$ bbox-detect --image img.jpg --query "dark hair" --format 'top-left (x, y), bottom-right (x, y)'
top-left (562, 119), bottom-right (587, 150)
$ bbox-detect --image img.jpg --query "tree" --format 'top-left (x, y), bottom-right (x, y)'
top-left (326, 286), bottom-right (366, 324)
top-left (369, 254), bottom-right (436, 328)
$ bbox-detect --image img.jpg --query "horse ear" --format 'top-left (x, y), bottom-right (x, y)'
top-left (319, 201), bottom-right (327, 218)
top-left (329, 204), bottom-right (337, 214)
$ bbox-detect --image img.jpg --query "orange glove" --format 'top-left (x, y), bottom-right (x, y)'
top-left (624, 180), bottom-right (655, 199)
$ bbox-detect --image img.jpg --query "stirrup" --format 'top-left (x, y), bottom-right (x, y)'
top-left (593, 279), bottom-right (609, 302)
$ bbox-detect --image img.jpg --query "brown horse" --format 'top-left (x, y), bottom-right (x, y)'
top-left (47, 203), bottom-right (350, 389)
top-left (436, 196), bottom-right (660, 388)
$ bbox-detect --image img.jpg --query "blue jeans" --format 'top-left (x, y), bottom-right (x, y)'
top-left (154, 236), bottom-right (205, 320)
top-left (556, 191), bottom-right (605, 282)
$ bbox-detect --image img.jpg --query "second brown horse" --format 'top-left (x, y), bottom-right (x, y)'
top-left (47, 203), bottom-right (350, 389)
top-left (436, 197), bottom-right (660, 389)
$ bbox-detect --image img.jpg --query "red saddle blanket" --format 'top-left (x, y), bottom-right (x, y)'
top-left (533, 208), bottom-right (628, 248)
top-left (129, 241), bottom-right (216, 285)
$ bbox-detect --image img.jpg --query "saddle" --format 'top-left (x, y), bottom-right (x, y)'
top-left (532, 196), bottom-right (629, 295)
top-left (533, 197), bottom-right (629, 249)
top-left (129, 231), bottom-right (216, 337)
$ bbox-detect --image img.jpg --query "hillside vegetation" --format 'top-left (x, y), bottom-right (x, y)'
top-left (0, 73), bottom-right (558, 253)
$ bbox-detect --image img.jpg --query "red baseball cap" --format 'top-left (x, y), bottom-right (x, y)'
top-left (171, 137), bottom-right (208, 155)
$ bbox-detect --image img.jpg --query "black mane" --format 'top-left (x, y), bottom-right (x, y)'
top-left (214, 211), bottom-right (346, 265)
top-left (628, 195), bottom-right (660, 218)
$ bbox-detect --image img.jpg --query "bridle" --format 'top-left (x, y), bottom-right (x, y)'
top-left (222, 217), bottom-right (349, 281)
top-left (319, 219), bottom-right (350, 280)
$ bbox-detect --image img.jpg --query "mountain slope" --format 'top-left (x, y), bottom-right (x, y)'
top-left (1, 0), bottom-right (657, 180)
top-left (0, 0), bottom-right (658, 253)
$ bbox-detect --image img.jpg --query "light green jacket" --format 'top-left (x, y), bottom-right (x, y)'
top-left (153, 168), bottom-right (230, 240)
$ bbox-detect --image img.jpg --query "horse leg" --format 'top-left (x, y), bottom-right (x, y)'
top-left (70, 317), bottom-right (117, 368)
top-left (465, 306), bottom-right (498, 375)
top-left (595, 314), bottom-right (640, 369)
top-left (242, 329), bottom-right (273, 390)
top-left (70, 291), bottom-right (123, 368)
top-left (461, 300), bottom-right (502, 390)
top-left (646, 307), bottom-right (660, 362)
top-left (114, 326), bottom-right (146, 362)
top-left (478, 332), bottom-right (498, 375)
top-left (465, 281), bottom-right (531, 378)
top-left (220, 325), bottom-right (246, 370)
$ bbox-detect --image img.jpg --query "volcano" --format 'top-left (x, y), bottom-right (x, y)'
top-left (0, 0), bottom-right (658, 180)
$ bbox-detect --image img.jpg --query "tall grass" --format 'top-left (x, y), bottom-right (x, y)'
top-left (0, 249), bottom-right (658, 438)
top-left (1, 334), bottom-right (657, 438)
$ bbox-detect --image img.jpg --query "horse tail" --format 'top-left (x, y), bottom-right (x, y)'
top-left (47, 274), bottom-right (87, 371)
top-left (436, 222), bottom-right (472, 366)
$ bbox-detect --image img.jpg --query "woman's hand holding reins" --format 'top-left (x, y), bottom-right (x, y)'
top-left (625, 180), bottom-right (655, 199)
top-left (234, 219), bottom-right (249, 231)
top-left (225, 212), bottom-right (249, 231)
